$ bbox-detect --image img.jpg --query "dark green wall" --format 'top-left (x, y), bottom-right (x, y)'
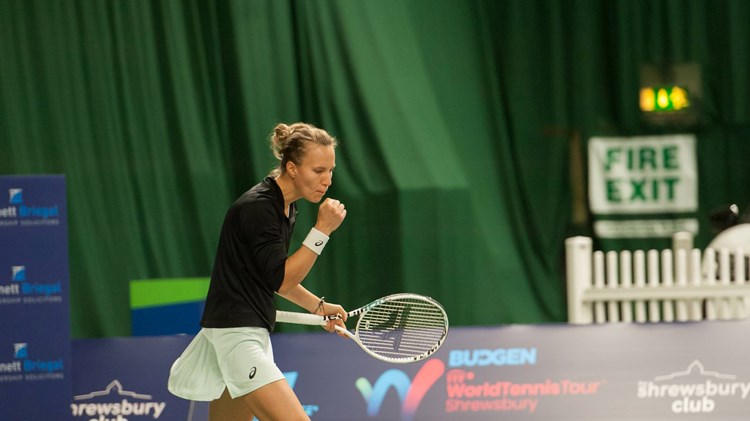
top-left (1, 0), bottom-right (748, 337)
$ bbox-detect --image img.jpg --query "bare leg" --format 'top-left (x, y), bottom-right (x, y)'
top-left (209, 388), bottom-right (254, 421)
top-left (241, 379), bottom-right (309, 421)
top-left (209, 380), bottom-right (309, 421)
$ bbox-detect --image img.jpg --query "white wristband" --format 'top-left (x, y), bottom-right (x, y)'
top-left (302, 227), bottom-right (329, 255)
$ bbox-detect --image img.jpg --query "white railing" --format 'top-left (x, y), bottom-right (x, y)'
top-left (565, 236), bottom-right (750, 324)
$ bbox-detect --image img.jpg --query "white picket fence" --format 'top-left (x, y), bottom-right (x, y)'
top-left (566, 236), bottom-right (750, 324)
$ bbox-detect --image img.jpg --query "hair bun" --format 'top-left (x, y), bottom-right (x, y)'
top-left (274, 123), bottom-right (291, 142)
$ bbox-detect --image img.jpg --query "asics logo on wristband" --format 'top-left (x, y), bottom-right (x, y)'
top-left (303, 227), bottom-right (329, 255)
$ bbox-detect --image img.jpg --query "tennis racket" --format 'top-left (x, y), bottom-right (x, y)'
top-left (276, 293), bottom-right (448, 364)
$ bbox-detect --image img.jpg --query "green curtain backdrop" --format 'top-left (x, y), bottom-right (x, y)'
top-left (1, 0), bottom-right (748, 338)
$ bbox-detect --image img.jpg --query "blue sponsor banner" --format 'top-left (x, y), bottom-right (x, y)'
top-left (0, 175), bottom-right (72, 420)
top-left (72, 336), bottom-right (203, 421)
top-left (72, 321), bottom-right (750, 420)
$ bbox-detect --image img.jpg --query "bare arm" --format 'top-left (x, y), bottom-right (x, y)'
top-left (276, 198), bottom-right (346, 294)
top-left (276, 249), bottom-right (320, 297)
top-left (276, 284), bottom-right (320, 313)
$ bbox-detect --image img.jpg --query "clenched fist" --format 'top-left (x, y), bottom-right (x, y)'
top-left (315, 198), bottom-right (346, 235)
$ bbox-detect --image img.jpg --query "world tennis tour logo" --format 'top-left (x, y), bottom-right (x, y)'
top-left (356, 359), bottom-right (445, 421)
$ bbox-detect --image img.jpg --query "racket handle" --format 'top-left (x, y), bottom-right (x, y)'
top-left (276, 311), bottom-right (327, 326)
top-left (334, 325), bottom-right (357, 341)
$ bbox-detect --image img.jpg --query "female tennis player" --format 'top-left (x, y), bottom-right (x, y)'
top-left (168, 122), bottom-right (348, 421)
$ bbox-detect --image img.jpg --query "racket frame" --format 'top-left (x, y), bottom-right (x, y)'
top-left (275, 293), bottom-right (448, 363)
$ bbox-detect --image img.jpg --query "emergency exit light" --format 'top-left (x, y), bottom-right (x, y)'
top-left (639, 62), bottom-right (701, 126)
top-left (639, 85), bottom-right (690, 112)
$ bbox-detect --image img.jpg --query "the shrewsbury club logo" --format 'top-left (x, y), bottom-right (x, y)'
top-left (72, 380), bottom-right (165, 420)
top-left (356, 359), bottom-right (445, 421)
top-left (637, 360), bottom-right (750, 414)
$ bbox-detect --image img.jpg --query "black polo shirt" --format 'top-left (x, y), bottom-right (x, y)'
top-left (200, 177), bottom-right (296, 331)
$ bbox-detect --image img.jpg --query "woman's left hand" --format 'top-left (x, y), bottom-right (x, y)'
top-left (320, 302), bottom-right (348, 337)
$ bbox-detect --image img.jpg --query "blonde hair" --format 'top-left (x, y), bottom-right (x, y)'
top-left (269, 122), bottom-right (337, 176)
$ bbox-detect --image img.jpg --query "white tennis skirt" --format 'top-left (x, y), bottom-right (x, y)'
top-left (167, 327), bottom-right (285, 401)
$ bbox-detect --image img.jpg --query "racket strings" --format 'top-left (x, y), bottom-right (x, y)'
top-left (356, 299), bottom-right (447, 359)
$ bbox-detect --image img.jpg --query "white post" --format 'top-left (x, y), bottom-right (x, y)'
top-left (661, 249), bottom-right (675, 322)
top-left (689, 249), bottom-right (703, 321)
top-left (673, 231), bottom-right (694, 287)
top-left (704, 248), bottom-right (717, 320)
top-left (735, 248), bottom-right (748, 318)
top-left (648, 250), bottom-right (661, 322)
top-left (634, 250), bottom-right (647, 322)
top-left (593, 251), bottom-right (606, 323)
top-left (566, 237), bottom-right (593, 324)
top-left (672, 231), bottom-right (693, 253)
top-left (606, 251), bottom-right (620, 322)
top-left (719, 248), bottom-right (732, 319)
top-left (620, 251), bottom-right (633, 322)
top-left (675, 248), bottom-right (689, 321)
